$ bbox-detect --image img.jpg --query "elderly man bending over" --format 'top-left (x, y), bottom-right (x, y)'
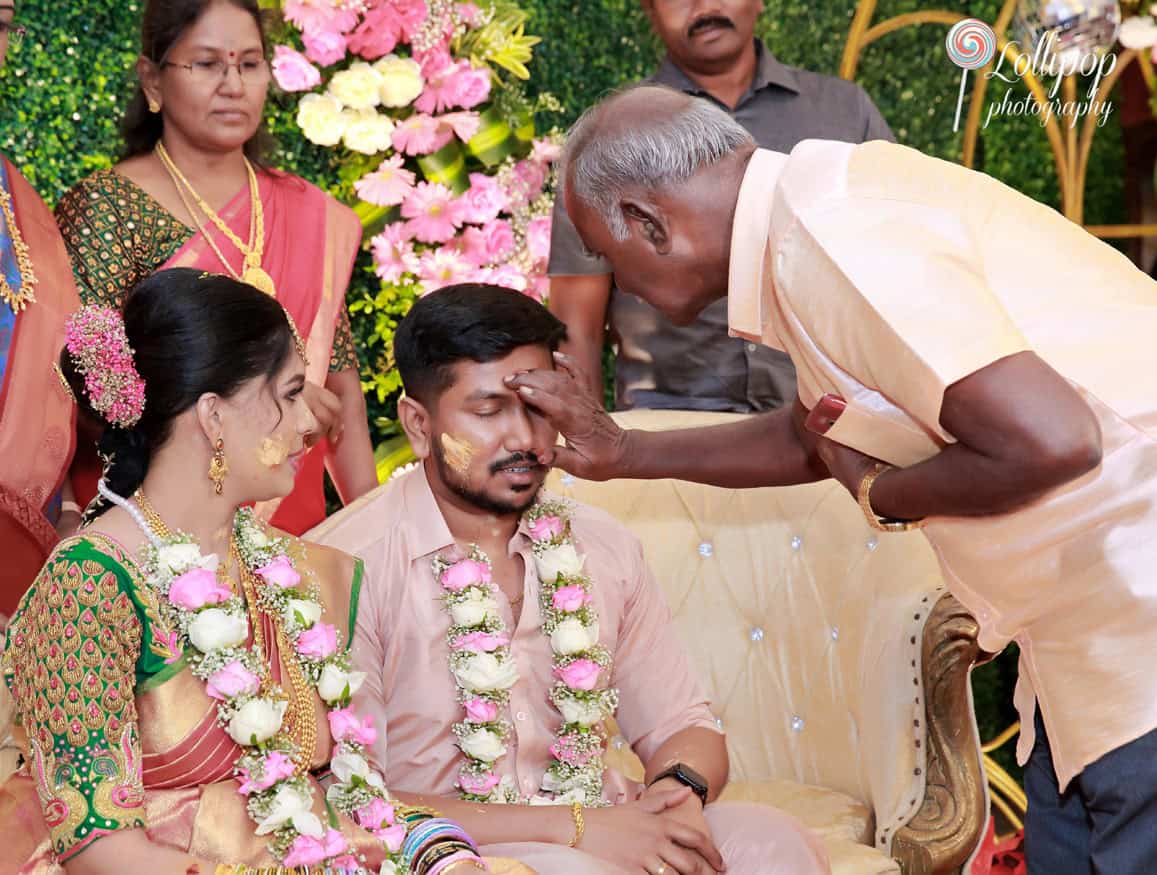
top-left (506, 84), bottom-right (1157, 875)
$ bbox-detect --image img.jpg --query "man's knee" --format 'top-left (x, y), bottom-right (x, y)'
top-left (704, 801), bottom-right (830, 874)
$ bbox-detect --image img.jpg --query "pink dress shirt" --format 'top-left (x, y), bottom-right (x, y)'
top-left (312, 466), bottom-right (720, 802)
top-left (728, 140), bottom-right (1157, 791)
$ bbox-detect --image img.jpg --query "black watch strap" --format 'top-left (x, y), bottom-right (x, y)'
top-left (649, 762), bottom-right (709, 805)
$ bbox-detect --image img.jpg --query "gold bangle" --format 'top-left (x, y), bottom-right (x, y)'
top-left (568, 801), bottom-right (585, 848)
top-left (857, 463), bottom-right (925, 532)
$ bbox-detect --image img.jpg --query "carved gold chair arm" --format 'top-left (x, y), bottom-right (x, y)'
top-left (892, 593), bottom-right (987, 875)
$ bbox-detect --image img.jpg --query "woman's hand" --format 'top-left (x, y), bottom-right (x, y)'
top-left (582, 786), bottom-right (724, 874)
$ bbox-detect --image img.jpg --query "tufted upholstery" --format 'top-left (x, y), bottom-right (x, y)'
top-left (547, 409), bottom-right (987, 873)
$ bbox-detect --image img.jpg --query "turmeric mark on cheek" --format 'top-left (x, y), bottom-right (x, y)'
top-left (257, 437), bottom-right (291, 468)
top-left (440, 433), bottom-right (475, 475)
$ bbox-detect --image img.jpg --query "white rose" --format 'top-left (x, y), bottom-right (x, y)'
top-left (534, 544), bottom-right (585, 583)
top-left (226, 697), bottom-right (286, 746)
top-left (248, 528), bottom-right (272, 548)
top-left (549, 618), bottom-right (598, 656)
top-left (296, 93), bottom-right (349, 147)
top-left (557, 694), bottom-right (605, 727)
top-left (187, 608), bottom-right (248, 652)
top-left (157, 543), bottom-right (202, 576)
top-left (292, 811), bottom-right (325, 839)
top-left (458, 728), bottom-right (505, 763)
top-left (373, 54), bottom-right (424, 108)
top-left (452, 652), bottom-right (519, 693)
top-left (254, 783), bottom-right (313, 835)
top-left (330, 750), bottom-right (385, 789)
top-left (342, 109), bottom-right (395, 155)
top-left (380, 862), bottom-right (400, 875)
top-left (541, 770), bottom-right (584, 795)
top-left (327, 61), bottom-right (382, 110)
top-left (317, 663), bottom-right (366, 704)
top-left (450, 590), bottom-right (500, 627)
top-left (285, 598), bottom-right (322, 629)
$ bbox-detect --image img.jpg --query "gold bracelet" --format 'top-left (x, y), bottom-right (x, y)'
top-left (857, 463), bottom-right (925, 532)
top-left (568, 801), bottom-right (585, 848)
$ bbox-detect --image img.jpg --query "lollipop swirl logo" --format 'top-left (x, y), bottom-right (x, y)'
top-left (941, 16), bottom-right (1118, 133)
top-left (946, 19), bottom-right (997, 71)
top-left (946, 19), bottom-right (997, 131)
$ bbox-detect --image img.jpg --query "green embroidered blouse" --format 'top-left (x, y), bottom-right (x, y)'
top-left (1, 536), bottom-right (165, 860)
top-left (54, 169), bottom-right (358, 373)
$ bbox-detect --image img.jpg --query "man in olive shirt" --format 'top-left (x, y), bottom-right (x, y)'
top-left (548, 0), bottom-right (893, 411)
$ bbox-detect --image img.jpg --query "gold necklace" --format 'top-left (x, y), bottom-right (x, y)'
top-left (0, 183), bottom-right (38, 312)
top-left (154, 142), bottom-right (276, 297)
top-left (134, 489), bottom-right (238, 588)
top-left (135, 488), bottom-right (316, 772)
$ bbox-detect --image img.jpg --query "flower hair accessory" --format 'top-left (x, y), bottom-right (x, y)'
top-left (64, 306), bottom-right (147, 429)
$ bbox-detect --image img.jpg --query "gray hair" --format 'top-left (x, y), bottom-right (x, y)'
top-left (562, 85), bottom-right (754, 240)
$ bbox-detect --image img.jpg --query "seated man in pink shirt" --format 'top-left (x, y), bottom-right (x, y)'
top-left (313, 284), bottom-right (828, 875)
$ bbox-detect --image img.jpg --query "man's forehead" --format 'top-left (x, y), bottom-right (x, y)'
top-left (446, 349), bottom-right (554, 393)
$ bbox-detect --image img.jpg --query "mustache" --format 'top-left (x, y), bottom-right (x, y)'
top-left (489, 451), bottom-right (542, 474)
top-left (687, 14), bottom-right (735, 37)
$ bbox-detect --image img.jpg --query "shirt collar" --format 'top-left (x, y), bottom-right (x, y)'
top-left (652, 40), bottom-right (800, 98)
top-left (728, 148), bottom-right (789, 343)
top-left (401, 464), bottom-right (535, 563)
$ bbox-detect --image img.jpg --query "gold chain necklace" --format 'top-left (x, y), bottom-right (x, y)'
top-left (133, 489), bottom-right (316, 772)
top-left (154, 142), bottom-right (276, 297)
top-left (0, 183), bottom-right (38, 312)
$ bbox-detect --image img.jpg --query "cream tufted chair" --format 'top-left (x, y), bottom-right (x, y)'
top-left (548, 410), bottom-right (988, 875)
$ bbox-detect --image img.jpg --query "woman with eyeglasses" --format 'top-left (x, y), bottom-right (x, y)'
top-left (55, 0), bottom-right (377, 538)
top-left (0, 0), bottom-right (82, 619)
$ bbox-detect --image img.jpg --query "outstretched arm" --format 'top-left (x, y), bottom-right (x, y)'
top-left (508, 352), bottom-right (826, 488)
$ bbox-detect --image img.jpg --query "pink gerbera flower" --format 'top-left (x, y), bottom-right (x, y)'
top-left (348, 0), bottom-right (428, 60)
top-left (283, 0), bottom-right (360, 36)
top-left (355, 154), bottom-right (416, 207)
top-left (392, 113), bottom-right (453, 156)
top-left (401, 182), bottom-right (463, 243)
top-left (371, 224), bottom-right (417, 283)
top-left (417, 248), bottom-right (474, 292)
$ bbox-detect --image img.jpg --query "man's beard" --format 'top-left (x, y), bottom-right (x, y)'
top-left (432, 446), bottom-right (543, 516)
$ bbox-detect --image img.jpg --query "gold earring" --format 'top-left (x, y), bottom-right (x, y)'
top-left (148, 99), bottom-right (161, 113)
top-left (208, 438), bottom-right (229, 495)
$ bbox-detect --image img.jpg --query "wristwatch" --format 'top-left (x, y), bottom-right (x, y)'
top-left (649, 762), bottom-right (709, 806)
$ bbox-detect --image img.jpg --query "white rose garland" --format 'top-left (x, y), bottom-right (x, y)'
top-left (433, 500), bottom-right (619, 807)
top-left (117, 497), bottom-right (408, 870)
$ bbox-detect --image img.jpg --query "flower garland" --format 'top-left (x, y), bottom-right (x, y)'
top-left (432, 500), bottom-right (619, 807)
top-left (124, 497), bottom-right (409, 872)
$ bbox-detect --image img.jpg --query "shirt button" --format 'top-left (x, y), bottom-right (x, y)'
top-left (516, 711), bottom-right (527, 721)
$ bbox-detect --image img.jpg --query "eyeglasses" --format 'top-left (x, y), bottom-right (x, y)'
top-left (161, 58), bottom-right (271, 85)
top-left (0, 23), bottom-right (27, 48)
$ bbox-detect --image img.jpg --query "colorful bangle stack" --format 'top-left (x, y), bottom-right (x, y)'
top-left (400, 813), bottom-right (485, 875)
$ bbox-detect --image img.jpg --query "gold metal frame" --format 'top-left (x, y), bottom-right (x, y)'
top-left (981, 723), bottom-right (1028, 839)
top-left (841, 0), bottom-right (1157, 239)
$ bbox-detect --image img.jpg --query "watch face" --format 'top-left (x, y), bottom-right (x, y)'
top-left (659, 763), bottom-right (708, 802)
